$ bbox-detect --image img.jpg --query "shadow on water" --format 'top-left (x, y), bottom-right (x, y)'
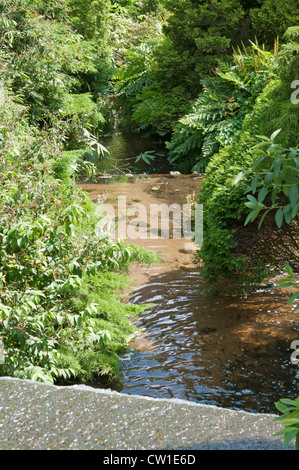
top-left (82, 135), bottom-right (299, 415)
top-left (100, 132), bottom-right (173, 174)
top-left (119, 269), bottom-right (299, 414)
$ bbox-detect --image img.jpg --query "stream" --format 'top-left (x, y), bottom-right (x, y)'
top-left (120, 270), bottom-right (299, 414)
top-left (83, 132), bottom-right (299, 415)
top-left (100, 132), bottom-right (173, 174)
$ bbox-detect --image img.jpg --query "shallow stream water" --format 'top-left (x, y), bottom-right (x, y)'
top-left (119, 270), bottom-right (299, 414)
top-left (100, 132), bottom-right (172, 174)
top-left (87, 132), bottom-right (299, 415)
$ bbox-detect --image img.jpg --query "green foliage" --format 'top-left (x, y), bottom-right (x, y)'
top-left (276, 264), bottom-right (299, 314)
top-left (196, 30), bottom-right (298, 289)
top-left (234, 133), bottom-right (298, 285)
top-left (112, 1), bottom-right (299, 140)
top-left (112, 0), bottom-right (248, 136)
top-left (68, 0), bottom-right (111, 47)
top-left (274, 397), bottom-right (299, 449)
top-left (197, 131), bottom-right (259, 287)
top-left (0, 0), bottom-right (112, 153)
top-left (167, 40), bottom-right (276, 172)
top-left (108, 8), bottom-right (163, 68)
top-left (250, 0), bottom-right (299, 45)
top-left (110, 11), bottom-right (164, 132)
top-left (241, 131), bottom-right (299, 228)
top-left (135, 150), bottom-right (155, 165)
top-left (163, 0), bottom-right (245, 76)
top-left (0, 84), bottom-right (150, 386)
top-left (0, 6), bottom-right (97, 122)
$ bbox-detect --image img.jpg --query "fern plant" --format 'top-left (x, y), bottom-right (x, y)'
top-left (167, 40), bottom-right (277, 173)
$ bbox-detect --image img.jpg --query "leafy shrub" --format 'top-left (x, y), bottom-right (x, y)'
top-left (250, 0), bottom-right (299, 46)
top-left (111, 12), bottom-right (165, 133)
top-left (167, 40), bottom-right (278, 172)
top-left (275, 397), bottom-right (299, 449)
top-left (196, 30), bottom-right (298, 289)
top-left (0, 85), bottom-right (149, 386)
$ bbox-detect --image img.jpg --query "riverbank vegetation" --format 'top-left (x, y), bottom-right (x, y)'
top-left (0, 0), bottom-right (298, 416)
top-left (110, 1), bottom-right (298, 292)
top-left (0, 0), bottom-right (159, 386)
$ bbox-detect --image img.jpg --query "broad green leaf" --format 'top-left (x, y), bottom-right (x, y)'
top-left (248, 208), bottom-right (261, 222)
top-left (275, 401), bottom-right (292, 413)
top-left (271, 188), bottom-right (278, 205)
top-left (250, 174), bottom-right (259, 193)
top-left (258, 186), bottom-right (267, 203)
top-left (244, 212), bottom-right (253, 226)
top-left (258, 209), bottom-right (270, 229)
top-left (277, 281), bottom-right (296, 288)
top-left (273, 158), bottom-right (281, 177)
top-left (280, 398), bottom-right (299, 406)
top-left (284, 264), bottom-right (294, 277)
top-left (283, 429), bottom-right (299, 447)
top-left (247, 194), bottom-right (258, 203)
top-left (280, 418), bottom-right (299, 426)
top-left (264, 172), bottom-right (273, 184)
top-left (289, 184), bottom-right (298, 208)
top-left (289, 292), bottom-right (299, 304)
top-left (284, 209), bottom-right (293, 224)
top-left (291, 202), bottom-right (299, 217)
top-left (245, 201), bottom-right (258, 209)
top-left (275, 208), bottom-right (283, 228)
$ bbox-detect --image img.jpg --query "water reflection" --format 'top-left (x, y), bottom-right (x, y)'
top-left (100, 132), bottom-right (172, 174)
top-left (120, 269), bottom-right (299, 414)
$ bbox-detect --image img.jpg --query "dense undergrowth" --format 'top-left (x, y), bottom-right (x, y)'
top-left (0, 0), bottom-right (160, 386)
top-left (0, 85), bottom-right (160, 385)
top-left (110, 2), bottom-right (298, 290)
top-left (196, 28), bottom-right (299, 290)
top-left (0, 3), bottom-right (298, 442)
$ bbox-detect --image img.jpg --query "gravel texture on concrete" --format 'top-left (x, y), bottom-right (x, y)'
top-left (0, 377), bottom-right (294, 450)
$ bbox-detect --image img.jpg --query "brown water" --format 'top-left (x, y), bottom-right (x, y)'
top-left (80, 161), bottom-right (299, 415)
top-left (120, 269), bottom-right (299, 414)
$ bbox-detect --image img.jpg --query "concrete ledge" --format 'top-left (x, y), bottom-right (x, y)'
top-left (0, 377), bottom-right (294, 450)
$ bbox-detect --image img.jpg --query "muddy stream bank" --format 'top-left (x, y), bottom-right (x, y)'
top-left (79, 173), bottom-right (299, 415)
